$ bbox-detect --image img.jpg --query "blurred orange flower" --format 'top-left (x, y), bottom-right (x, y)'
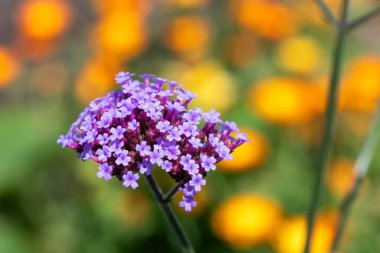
top-left (219, 128), bottom-right (268, 172)
top-left (275, 36), bottom-right (323, 75)
top-left (327, 158), bottom-right (356, 199)
top-left (163, 15), bottom-right (210, 59)
top-left (0, 47), bottom-right (21, 88)
top-left (75, 57), bottom-right (121, 103)
top-left (211, 193), bottom-right (282, 249)
top-left (249, 78), bottom-right (319, 125)
top-left (16, 0), bottom-right (72, 42)
top-left (231, 0), bottom-right (298, 40)
top-left (274, 212), bottom-right (338, 253)
top-left (93, 0), bottom-right (152, 17)
top-left (94, 10), bottom-right (148, 60)
top-left (341, 56), bottom-right (380, 113)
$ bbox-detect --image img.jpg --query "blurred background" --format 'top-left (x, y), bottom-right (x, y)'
top-left (1, 0), bottom-right (380, 252)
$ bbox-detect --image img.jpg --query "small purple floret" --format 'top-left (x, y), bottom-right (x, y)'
top-left (115, 150), bottom-right (131, 166)
top-left (97, 163), bottom-right (113, 181)
top-left (123, 171), bottom-right (139, 189)
top-left (200, 154), bottom-right (217, 172)
top-left (189, 174), bottom-right (206, 191)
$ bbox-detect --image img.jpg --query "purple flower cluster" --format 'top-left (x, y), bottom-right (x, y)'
top-left (58, 72), bottom-right (248, 212)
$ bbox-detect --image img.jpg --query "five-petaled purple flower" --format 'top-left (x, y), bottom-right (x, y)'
top-left (189, 174), bottom-right (206, 191)
top-left (110, 126), bottom-right (126, 141)
top-left (156, 120), bottom-right (172, 133)
top-left (96, 146), bottom-right (111, 162)
top-left (136, 141), bottom-right (151, 157)
top-left (167, 127), bottom-right (182, 142)
top-left (115, 150), bottom-right (131, 166)
top-left (189, 137), bottom-right (202, 149)
top-left (200, 154), bottom-right (217, 172)
top-left (150, 146), bottom-right (165, 166)
top-left (123, 171), bottom-right (139, 189)
top-left (127, 119), bottom-right (140, 131)
top-left (97, 163), bottom-right (113, 181)
top-left (179, 183), bottom-right (197, 212)
top-left (57, 71), bottom-right (248, 212)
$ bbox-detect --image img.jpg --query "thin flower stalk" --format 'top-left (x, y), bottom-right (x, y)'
top-left (164, 180), bottom-right (185, 203)
top-left (314, 0), bottom-right (340, 27)
top-left (347, 4), bottom-right (380, 31)
top-left (304, 1), bottom-right (350, 252)
top-left (330, 102), bottom-right (380, 253)
top-left (305, 1), bottom-right (380, 252)
top-left (145, 174), bottom-right (195, 253)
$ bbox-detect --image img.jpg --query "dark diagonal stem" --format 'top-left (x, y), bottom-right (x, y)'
top-left (304, 1), bottom-right (350, 253)
top-left (315, 0), bottom-right (340, 27)
top-left (330, 103), bottom-right (380, 253)
top-left (347, 5), bottom-right (380, 31)
top-left (164, 180), bottom-right (184, 203)
top-left (329, 177), bottom-right (363, 253)
top-left (145, 174), bottom-right (195, 253)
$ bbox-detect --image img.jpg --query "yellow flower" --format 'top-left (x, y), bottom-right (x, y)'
top-left (249, 78), bottom-right (319, 125)
top-left (75, 57), bottom-right (121, 103)
top-left (0, 47), bottom-right (21, 88)
top-left (275, 36), bottom-right (323, 75)
top-left (327, 158), bottom-right (356, 199)
top-left (341, 56), bottom-right (380, 113)
top-left (218, 128), bottom-right (268, 172)
top-left (163, 16), bottom-right (210, 59)
top-left (94, 10), bottom-right (148, 60)
top-left (16, 0), bottom-right (72, 41)
top-left (211, 193), bottom-right (282, 249)
top-left (274, 212), bottom-right (337, 253)
top-left (161, 60), bottom-right (236, 112)
top-left (231, 0), bottom-right (298, 40)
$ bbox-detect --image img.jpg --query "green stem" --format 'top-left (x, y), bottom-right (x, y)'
top-left (330, 103), bottom-right (380, 253)
top-left (330, 177), bottom-right (363, 253)
top-left (354, 103), bottom-right (380, 178)
top-left (164, 180), bottom-right (184, 203)
top-left (347, 5), bottom-right (380, 31)
top-left (145, 174), bottom-right (195, 253)
top-left (315, 0), bottom-right (340, 27)
top-left (304, 1), bottom-right (350, 253)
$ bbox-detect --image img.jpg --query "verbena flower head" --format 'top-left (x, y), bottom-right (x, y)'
top-left (58, 72), bottom-right (248, 212)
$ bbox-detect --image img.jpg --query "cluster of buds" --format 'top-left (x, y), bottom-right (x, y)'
top-left (58, 72), bottom-right (248, 211)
